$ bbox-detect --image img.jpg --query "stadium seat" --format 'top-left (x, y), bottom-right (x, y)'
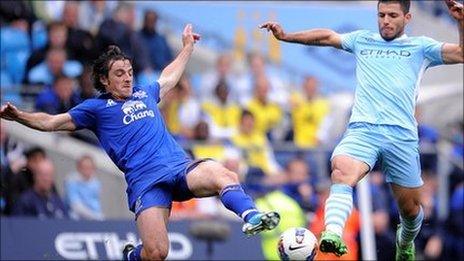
top-left (0, 26), bottom-right (31, 84)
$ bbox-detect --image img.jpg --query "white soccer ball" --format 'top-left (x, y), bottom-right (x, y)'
top-left (278, 227), bottom-right (318, 261)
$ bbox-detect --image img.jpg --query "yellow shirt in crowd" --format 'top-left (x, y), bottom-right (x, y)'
top-left (201, 101), bottom-right (241, 129)
top-left (232, 131), bottom-right (275, 174)
top-left (246, 98), bottom-right (282, 135)
top-left (291, 96), bottom-right (329, 148)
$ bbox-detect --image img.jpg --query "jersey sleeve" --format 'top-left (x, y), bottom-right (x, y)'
top-left (421, 36), bottom-right (444, 67)
top-left (148, 81), bottom-right (161, 104)
top-left (68, 100), bottom-right (97, 130)
top-left (340, 30), bottom-right (367, 53)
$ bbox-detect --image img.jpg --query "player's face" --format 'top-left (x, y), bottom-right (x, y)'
top-left (104, 59), bottom-right (133, 100)
top-left (377, 2), bottom-right (411, 41)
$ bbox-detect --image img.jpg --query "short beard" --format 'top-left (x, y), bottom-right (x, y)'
top-left (381, 34), bottom-right (396, 41)
top-left (380, 30), bottom-right (403, 42)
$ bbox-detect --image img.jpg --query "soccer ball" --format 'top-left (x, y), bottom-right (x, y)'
top-left (278, 227), bottom-right (318, 261)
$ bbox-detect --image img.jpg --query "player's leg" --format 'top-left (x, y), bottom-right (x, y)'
top-left (123, 185), bottom-right (173, 261)
top-left (182, 159), bottom-right (280, 235)
top-left (123, 207), bottom-right (170, 260)
top-left (319, 155), bottom-right (370, 256)
top-left (319, 123), bottom-right (379, 256)
top-left (390, 184), bottom-right (422, 261)
top-left (382, 131), bottom-right (423, 261)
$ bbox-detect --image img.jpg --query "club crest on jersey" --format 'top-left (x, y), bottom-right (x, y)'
top-left (106, 99), bottom-right (117, 107)
top-left (132, 90), bottom-right (148, 99)
top-left (121, 100), bottom-right (154, 125)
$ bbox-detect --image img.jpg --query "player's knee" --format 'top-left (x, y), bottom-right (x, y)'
top-left (145, 245), bottom-right (169, 260)
top-left (330, 169), bottom-right (353, 185)
top-left (223, 169), bottom-right (239, 183)
top-left (400, 199), bottom-right (422, 218)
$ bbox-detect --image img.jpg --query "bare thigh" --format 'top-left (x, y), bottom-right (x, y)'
top-left (185, 160), bottom-right (239, 197)
top-left (390, 183), bottom-right (422, 218)
top-left (331, 155), bottom-right (370, 186)
top-left (136, 207), bottom-right (170, 260)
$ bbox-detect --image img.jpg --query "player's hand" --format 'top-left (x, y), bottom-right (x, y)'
top-left (0, 102), bottom-right (21, 121)
top-left (445, 0), bottom-right (464, 21)
top-left (182, 24), bottom-right (201, 48)
top-left (259, 21), bottom-right (286, 40)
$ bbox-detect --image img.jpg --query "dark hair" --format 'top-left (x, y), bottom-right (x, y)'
top-left (24, 146), bottom-right (46, 159)
top-left (240, 109), bottom-right (254, 120)
top-left (378, 0), bottom-right (410, 14)
top-left (91, 45), bottom-right (131, 93)
top-left (47, 21), bottom-right (66, 33)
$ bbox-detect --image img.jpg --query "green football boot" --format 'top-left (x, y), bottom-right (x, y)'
top-left (395, 225), bottom-right (415, 261)
top-left (318, 230), bottom-right (348, 257)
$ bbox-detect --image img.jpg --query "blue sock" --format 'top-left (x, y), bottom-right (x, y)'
top-left (220, 184), bottom-right (259, 222)
top-left (399, 206), bottom-right (424, 247)
top-left (128, 244), bottom-right (143, 261)
top-left (324, 183), bottom-right (353, 237)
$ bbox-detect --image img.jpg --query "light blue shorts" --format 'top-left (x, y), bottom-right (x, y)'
top-left (332, 122), bottom-right (422, 188)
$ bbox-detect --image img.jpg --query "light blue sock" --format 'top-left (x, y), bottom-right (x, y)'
top-left (399, 206), bottom-right (424, 247)
top-left (324, 184), bottom-right (353, 237)
top-left (220, 184), bottom-right (259, 222)
top-left (128, 244), bottom-right (142, 261)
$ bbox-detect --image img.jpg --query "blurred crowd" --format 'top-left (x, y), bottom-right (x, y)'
top-left (0, 1), bottom-right (463, 260)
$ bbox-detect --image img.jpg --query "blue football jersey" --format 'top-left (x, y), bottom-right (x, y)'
top-left (340, 30), bottom-right (444, 138)
top-left (69, 82), bottom-right (190, 208)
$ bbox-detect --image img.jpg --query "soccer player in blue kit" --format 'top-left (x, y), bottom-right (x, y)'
top-left (261, 0), bottom-right (462, 260)
top-left (0, 24), bottom-right (280, 260)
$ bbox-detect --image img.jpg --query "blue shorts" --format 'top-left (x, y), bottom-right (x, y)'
top-left (133, 158), bottom-right (211, 218)
top-left (332, 122), bottom-right (422, 188)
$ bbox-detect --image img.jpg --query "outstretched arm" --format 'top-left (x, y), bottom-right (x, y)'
top-left (158, 24), bottom-right (201, 99)
top-left (0, 102), bottom-right (76, 131)
top-left (442, 0), bottom-right (464, 64)
top-left (259, 21), bottom-right (342, 48)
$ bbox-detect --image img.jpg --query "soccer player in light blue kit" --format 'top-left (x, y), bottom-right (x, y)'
top-left (0, 24), bottom-right (280, 260)
top-left (261, 0), bottom-right (463, 260)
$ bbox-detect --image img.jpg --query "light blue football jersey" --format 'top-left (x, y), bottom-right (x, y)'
top-left (340, 30), bottom-right (445, 137)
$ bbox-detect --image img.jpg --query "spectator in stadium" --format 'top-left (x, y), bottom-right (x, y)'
top-left (25, 21), bottom-right (70, 78)
top-left (0, 1), bottom-right (36, 27)
top-left (232, 109), bottom-right (281, 176)
top-left (65, 155), bottom-right (104, 220)
top-left (198, 53), bottom-right (235, 103)
top-left (3, 146), bottom-right (47, 215)
top-left (261, 0), bottom-right (463, 258)
top-left (12, 159), bottom-right (69, 219)
top-left (245, 75), bottom-right (283, 140)
top-left (290, 76), bottom-right (330, 149)
top-left (245, 169), bottom-right (306, 261)
top-left (60, 1), bottom-right (97, 65)
top-left (77, 65), bottom-right (98, 100)
top-left (0, 17), bottom-right (31, 85)
top-left (78, 0), bottom-right (117, 36)
top-left (139, 9), bottom-right (173, 72)
top-left (160, 75), bottom-right (201, 141)
top-left (414, 172), bottom-right (444, 260)
top-left (369, 171), bottom-right (395, 261)
top-left (444, 181), bottom-right (464, 260)
top-left (234, 52), bottom-right (289, 107)
top-left (35, 76), bottom-right (82, 115)
top-left (0, 123), bottom-right (26, 214)
top-left (1, 25), bottom-right (280, 260)
top-left (415, 106), bottom-right (440, 173)
top-left (448, 120), bottom-right (463, 194)
top-left (282, 157), bottom-right (318, 213)
top-left (27, 47), bottom-right (83, 86)
top-left (201, 79), bottom-right (241, 140)
top-left (95, 2), bottom-right (150, 75)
